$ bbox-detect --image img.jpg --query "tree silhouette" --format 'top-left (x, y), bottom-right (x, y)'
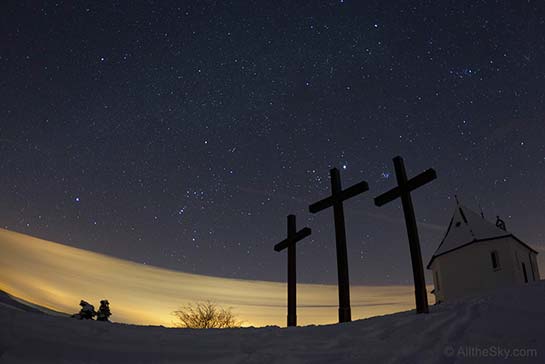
top-left (96, 299), bottom-right (112, 322)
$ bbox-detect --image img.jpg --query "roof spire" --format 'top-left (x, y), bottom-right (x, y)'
top-left (479, 203), bottom-right (485, 219)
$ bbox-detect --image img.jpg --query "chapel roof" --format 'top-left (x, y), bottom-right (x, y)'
top-left (427, 204), bottom-right (537, 268)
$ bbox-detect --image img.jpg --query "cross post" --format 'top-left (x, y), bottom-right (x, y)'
top-left (374, 156), bottom-right (437, 314)
top-left (309, 168), bottom-right (369, 323)
top-left (274, 214), bottom-right (311, 327)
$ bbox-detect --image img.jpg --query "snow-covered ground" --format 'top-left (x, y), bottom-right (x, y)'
top-left (1, 282), bottom-right (544, 363)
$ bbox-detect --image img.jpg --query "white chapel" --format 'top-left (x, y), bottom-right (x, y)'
top-left (427, 204), bottom-right (540, 303)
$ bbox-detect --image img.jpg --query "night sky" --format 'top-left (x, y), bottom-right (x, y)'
top-left (2, 1), bottom-right (545, 286)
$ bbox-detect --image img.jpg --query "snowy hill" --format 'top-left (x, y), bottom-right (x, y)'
top-left (0, 290), bottom-right (68, 318)
top-left (0, 290), bottom-right (44, 315)
top-left (1, 281), bottom-right (543, 363)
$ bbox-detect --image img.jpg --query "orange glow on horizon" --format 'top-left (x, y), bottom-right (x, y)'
top-left (0, 228), bottom-right (432, 327)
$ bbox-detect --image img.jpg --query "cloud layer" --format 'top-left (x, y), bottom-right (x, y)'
top-left (0, 228), bottom-right (430, 327)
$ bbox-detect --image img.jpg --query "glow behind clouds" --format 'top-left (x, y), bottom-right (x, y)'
top-left (0, 228), bottom-right (430, 327)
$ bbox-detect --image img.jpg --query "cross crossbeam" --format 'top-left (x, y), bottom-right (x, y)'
top-left (309, 180), bottom-right (369, 213)
top-left (274, 227), bottom-right (312, 252)
top-left (375, 169), bottom-right (436, 207)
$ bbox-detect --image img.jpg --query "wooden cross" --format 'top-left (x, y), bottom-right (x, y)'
top-left (309, 168), bottom-right (369, 323)
top-left (274, 214), bottom-right (311, 327)
top-left (374, 156), bottom-right (437, 314)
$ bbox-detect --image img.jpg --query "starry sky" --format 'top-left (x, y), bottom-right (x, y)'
top-left (1, 1), bottom-right (545, 286)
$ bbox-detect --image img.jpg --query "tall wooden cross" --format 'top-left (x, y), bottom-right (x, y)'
top-left (309, 168), bottom-right (369, 323)
top-left (274, 214), bottom-right (311, 327)
top-left (374, 156), bottom-right (437, 314)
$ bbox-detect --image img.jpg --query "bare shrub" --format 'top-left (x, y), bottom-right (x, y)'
top-left (172, 301), bottom-right (240, 329)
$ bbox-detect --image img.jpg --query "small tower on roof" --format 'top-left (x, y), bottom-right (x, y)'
top-left (427, 201), bottom-right (539, 303)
